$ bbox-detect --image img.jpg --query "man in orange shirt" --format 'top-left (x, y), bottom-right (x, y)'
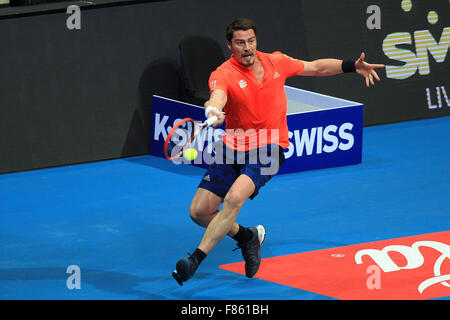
top-left (172, 18), bottom-right (384, 285)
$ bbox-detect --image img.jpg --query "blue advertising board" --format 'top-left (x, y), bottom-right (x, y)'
top-left (150, 86), bottom-right (364, 174)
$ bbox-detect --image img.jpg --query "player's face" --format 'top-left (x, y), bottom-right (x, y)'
top-left (227, 29), bottom-right (257, 67)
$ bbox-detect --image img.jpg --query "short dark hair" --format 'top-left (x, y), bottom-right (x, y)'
top-left (226, 18), bottom-right (257, 43)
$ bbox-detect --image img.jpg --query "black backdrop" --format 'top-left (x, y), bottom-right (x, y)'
top-left (0, 0), bottom-right (448, 174)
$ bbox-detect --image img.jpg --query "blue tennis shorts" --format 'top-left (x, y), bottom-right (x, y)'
top-left (198, 142), bottom-right (285, 200)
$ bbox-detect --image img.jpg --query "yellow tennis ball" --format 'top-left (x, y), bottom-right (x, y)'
top-left (183, 148), bottom-right (198, 161)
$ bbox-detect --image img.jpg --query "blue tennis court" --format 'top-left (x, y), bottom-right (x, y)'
top-left (0, 116), bottom-right (449, 300)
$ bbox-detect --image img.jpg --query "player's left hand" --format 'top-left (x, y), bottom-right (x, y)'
top-left (355, 52), bottom-right (385, 87)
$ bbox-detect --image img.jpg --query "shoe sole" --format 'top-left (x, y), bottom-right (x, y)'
top-left (172, 270), bottom-right (184, 286)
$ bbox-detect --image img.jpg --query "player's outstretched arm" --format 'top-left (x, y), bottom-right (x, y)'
top-left (301, 58), bottom-right (344, 77)
top-left (300, 52), bottom-right (385, 87)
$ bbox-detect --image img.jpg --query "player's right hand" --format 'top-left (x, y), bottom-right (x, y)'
top-left (208, 108), bottom-right (225, 127)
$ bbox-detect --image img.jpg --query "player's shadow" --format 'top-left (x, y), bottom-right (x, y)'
top-left (0, 267), bottom-right (170, 299)
top-left (121, 57), bottom-right (207, 176)
top-left (124, 154), bottom-right (206, 177)
top-left (121, 57), bottom-right (188, 158)
top-left (0, 267), bottom-right (247, 300)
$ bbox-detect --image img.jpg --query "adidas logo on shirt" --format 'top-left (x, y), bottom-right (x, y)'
top-left (274, 71), bottom-right (280, 79)
top-left (203, 174), bottom-right (211, 182)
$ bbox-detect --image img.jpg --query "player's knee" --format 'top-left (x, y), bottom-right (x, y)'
top-left (223, 190), bottom-right (245, 210)
top-left (189, 201), bottom-right (209, 225)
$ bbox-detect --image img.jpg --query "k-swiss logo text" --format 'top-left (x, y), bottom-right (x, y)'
top-left (153, 113), bottom-right (356, 163)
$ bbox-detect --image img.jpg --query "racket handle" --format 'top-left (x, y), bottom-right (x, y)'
top-left (205, 116), bottom-right (218, 127)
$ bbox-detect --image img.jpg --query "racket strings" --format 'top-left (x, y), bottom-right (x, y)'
top-left (164, 117), bottom-right (215, 161)
top-left (166, 120), bottom-right (198, 160)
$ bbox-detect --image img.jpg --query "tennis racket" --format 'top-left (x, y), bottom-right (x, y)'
top-left (163, 116), bottom-right (218, 161)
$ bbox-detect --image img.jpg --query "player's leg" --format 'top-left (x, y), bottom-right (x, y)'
top-left (196, 173), bottom-right (266, 278)
top-left (172, 175), bottom-right (255, 285)
top-left (230, 145), bottom-right (285, 277)
top-left (196, 174), bottom-right (255, 254)
top-left (172, 144), bottom-right (281, 285)
top-left (190, 184), bottom-right (248, 238)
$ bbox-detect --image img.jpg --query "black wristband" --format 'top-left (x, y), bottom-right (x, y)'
top-left (342, 60), bottom-right (356, 73)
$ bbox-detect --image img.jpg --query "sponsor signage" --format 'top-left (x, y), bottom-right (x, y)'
top-left (301, 0), bottom-right (450, 125)
top-left (220, 231), bottom-right (450, 300)
top-left (149, 86), bottom-right (363, 174)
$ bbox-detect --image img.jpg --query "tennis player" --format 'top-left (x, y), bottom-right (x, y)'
top-left (172, 18), bottom-right (385, 285)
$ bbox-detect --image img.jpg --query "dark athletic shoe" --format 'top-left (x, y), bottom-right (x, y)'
top-left (172, 254), bottom-right (199, 286)
top-left (234, 225), bottom-right (266, 278)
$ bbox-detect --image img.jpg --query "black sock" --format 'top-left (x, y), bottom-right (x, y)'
top-left (232, 225), bottom-right (252, 244)
top-left (190, 248), bottom-right (207, 264)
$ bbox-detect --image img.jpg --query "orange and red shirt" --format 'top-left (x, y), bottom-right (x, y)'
top-left (208, 50), bottom-right (304, 151)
